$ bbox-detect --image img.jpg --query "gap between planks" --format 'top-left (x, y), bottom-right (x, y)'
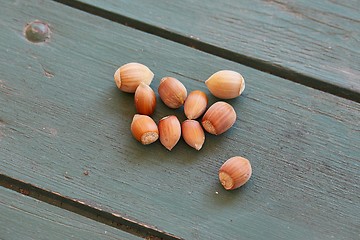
top-left (0, 173), bottom-right (182, 240)
top-left (51, 0), bottom-right (360, 103)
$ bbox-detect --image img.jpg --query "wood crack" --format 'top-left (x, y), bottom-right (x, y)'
top-left (0, 173), bottom-right (182, 240)
top-left (50, 0), bottom-right (360, 103)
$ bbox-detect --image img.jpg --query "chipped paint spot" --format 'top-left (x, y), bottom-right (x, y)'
top-left (44, 69), bottom-right (54, 78)
top-left (41, 127), bottom-right (58, 136)
top-left (40, 64), bottom-right (54, 78)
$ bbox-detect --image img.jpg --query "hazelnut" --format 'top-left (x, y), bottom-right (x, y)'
top-left (130, 114), bottom-right (158, 145)
top-left (134, 82), bottom-right (156, 115)
top-left (182, 120), bottom-right (205, 150)
top-left (184, 90), bottom-right (208, 120)
top-left (219, 156), bottom-right (252, 190)
top-left (158, 115), bottom-right (181, 150)
top-left (114, 62), bottom-right (154, 93)
top-left (202, 101), bottom-right (236, 135)
top-left (205, 70), bottom-right (245, 99)
top-left (158, 77), bottom-right (187, 108)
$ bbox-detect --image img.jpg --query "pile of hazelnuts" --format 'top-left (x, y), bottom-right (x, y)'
top-left (114, 63), bottom-right (252, 190)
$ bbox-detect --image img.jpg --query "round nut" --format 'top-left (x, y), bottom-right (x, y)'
top-left (114, 62), bottom-right (154, 93)
top-left (202, 101), bottom-right (236, 135)
top-left (184, 90), bottom-right (208, 120)
top-left (158, 115), bottom-right (181, 150)
top-left (182, 120), bottom-right (205, 150)
top-left (158, 77), bottom-right (187, 109)
top-left (219, 156), bottom-right (252, 190)
top-left (134, 82), bottom-right (156, 115)
top-left (130, 114), bottom-right (158, 145)
top-left (205, 70), bottom-right (245, 99)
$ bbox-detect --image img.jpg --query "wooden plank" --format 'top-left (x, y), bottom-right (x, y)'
top-left (0, 187), bottom-right (143, 240)
top-left (55, 0), bottom-right (360, 101)
top-left (1, 0), bottom-right (359, 239)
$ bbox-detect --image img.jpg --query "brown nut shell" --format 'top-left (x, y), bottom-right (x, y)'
top-left (205, 70), bottom-right (245, 99)
top-left (158, 77), bottom-right (187, 108)
top-left (219, 156), bottom-right (252, 190)
top-left (130, 114), bottom-right (158, 145)
top-left (134, 82), bottom-right (156, 115)
top-left (114, 62), bottom-right (154, 93)
top-left (184, 90), bottom-right (208, 120)
top-left (181, 120), bottom-right (205, 150)
top-left (202, 101), bottom-right (236, 135)
top-left (158, 115), bottom-right (181, 150)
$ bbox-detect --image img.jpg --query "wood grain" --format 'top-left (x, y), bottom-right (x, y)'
top-left (1, 0), bottom-right (359, 239)
top-left (0, 187), bottom-right (143, 240)
top-left (54, 0), bottom-right (360, 101)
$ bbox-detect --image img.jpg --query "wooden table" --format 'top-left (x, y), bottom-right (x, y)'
top-left (1, 0), bottom-right (359, 239)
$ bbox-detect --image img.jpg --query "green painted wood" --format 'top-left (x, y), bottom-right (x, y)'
top-left (1, 0), bottom-right (359, 239)
top-left (0, 187), bottom-right (142, 240)
top-left (57, 0), bottom-right (360, 101)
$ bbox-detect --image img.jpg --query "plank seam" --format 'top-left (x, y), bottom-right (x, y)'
top-left (50, 0), bottom-right (360, 103)
top-left (0, 173), bottom-right (182, 240)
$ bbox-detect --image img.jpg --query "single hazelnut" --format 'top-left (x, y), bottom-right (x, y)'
top-left (158, 115), bottom-right (181, 150)
top-left (184, 90), bottom-right (208, 120)
top-left (205, 70), bottom-right (245, 99)
top-left (130, 114), bottom-right (158, 145)
top-left (158, 77), bottom-right (187, 108)
top-left (114, 62), bottom-right (154, 93)
top-left (219, 156), bottom-right (252, 190)
top-left (134, 82), bottom-right (156, 115)
top-left (182, 120), bottom-right (205, 150)
top-left (202, 101), bottom-right (236, 135)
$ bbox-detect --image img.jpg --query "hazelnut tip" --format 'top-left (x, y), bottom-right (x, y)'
top-left (194, 143), bottom-right (203, 151)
